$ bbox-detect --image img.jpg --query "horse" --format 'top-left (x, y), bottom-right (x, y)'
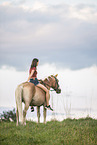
top-left (15, 74), bottom-right (61, 125)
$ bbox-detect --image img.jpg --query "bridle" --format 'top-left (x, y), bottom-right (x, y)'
top-left (39, 76), bottom-right (59, 92)
top-left (52, 76), bottom-right (59, 92)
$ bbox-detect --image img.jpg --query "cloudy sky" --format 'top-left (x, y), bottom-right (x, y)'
top-left (0, 0), bottom-right (97, 119)
top-left (0, 0), bottom-right (97, 70)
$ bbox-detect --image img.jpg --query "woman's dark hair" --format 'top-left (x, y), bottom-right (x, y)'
top-left (31, 58), bottom-right (39, 68)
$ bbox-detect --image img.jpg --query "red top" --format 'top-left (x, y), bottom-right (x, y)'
top-left (29, 67), bottom-right (37, 78)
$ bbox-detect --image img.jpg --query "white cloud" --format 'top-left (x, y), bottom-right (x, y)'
top-left (32, 2), bottom-right (47, 12)
top-left (1, 1), bottom-right (11, 6)
top-left (19, 2), bottom-right (47, 12)
top-left (0, 66), bottom-right (28, 107)
top-left (68, 6), bottom-right (97, 23)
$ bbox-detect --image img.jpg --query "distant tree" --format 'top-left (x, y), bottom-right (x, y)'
top-left (0, 108), bottom-right (16, 122)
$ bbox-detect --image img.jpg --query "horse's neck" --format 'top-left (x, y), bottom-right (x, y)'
top-left (42, 78), bottom-right (51, 90)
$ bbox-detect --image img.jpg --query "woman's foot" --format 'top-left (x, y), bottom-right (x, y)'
top-left (45, 105), bottom-right (53, 111)
top-left (31, 106), bottom-right (34, 112)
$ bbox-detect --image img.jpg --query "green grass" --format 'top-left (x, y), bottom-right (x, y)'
top-left (0, 118), bottom-right (97, 145)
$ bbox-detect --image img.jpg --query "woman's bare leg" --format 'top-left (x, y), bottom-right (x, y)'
top-left (37, 84), bottom-right (49, 106)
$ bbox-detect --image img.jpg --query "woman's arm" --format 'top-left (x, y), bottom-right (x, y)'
top-left (27, 70), bottom-right (35, 82)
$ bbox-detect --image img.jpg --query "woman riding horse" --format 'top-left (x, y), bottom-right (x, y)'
top-left (27, 58), bottom-right (53, 111)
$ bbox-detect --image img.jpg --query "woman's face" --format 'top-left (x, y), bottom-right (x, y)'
top-left (37, 61), bottom-right (39, 66)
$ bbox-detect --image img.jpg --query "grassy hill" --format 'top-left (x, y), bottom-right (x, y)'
top-left (0, 118), bottom-right (97, 145)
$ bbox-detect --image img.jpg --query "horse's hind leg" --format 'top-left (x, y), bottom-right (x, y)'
top-left (16, 108), bottom-right (19, 126)
top-left (23, 103), bottom-right (29, 125)
top-left (16, 100), bottom-right (19, 126)
top-left (37, 106), bottom-right (40, 123)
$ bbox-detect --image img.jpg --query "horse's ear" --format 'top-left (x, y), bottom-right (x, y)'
top-left (55, 74), bottom-right (58, 77)
top-left (44, 78), bottom-right (48, 81)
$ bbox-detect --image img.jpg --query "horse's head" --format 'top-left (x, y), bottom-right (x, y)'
top-left (49, 74), bottom-right (61, 94)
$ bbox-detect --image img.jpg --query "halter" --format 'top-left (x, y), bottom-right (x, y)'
top-left (52, 76), bottom-right (59, 92)
top-left (39, 76), bottom-right (59, 91)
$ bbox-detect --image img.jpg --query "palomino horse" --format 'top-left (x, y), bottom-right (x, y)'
top-left (15, 74), bottom-right (61, 125)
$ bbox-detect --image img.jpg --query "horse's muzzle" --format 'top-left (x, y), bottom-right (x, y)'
top-left (56, 88), bottom-right (61, 94)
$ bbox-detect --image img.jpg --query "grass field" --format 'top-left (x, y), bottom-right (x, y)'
top-left (0, 118), bottom-right (97, 145)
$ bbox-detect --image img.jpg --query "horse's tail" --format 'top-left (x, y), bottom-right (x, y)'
top-left (15, 85), bottom-right (23, 125)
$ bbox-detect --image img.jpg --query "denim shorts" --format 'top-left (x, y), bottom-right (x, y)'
top-left (30, 78), bottom-right (39, 86)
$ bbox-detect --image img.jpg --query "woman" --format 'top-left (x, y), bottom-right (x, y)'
top-left (27, 58), bottom-right (53, 112)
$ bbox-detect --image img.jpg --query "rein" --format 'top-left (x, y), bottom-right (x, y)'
top-left (39, 79), bottom-right (52, 90)
top-left (39, 76), bottom-right (59, 91)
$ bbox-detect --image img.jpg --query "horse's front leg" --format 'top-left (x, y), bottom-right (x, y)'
top-left (37, 106), bottom-right (40, 123)
top-left (23, 103), bottom-right (29, 125)
top-left (43, 106), bottom-right (47, 124)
